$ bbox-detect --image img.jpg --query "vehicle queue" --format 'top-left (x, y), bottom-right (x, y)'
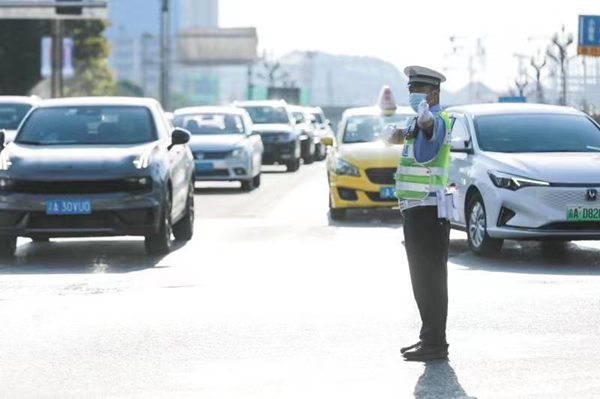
top-left (0, 85), bottom-right (599, 258)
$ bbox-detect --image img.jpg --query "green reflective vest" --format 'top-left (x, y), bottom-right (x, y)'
top-left (394, 111), bottom-right (452, 200)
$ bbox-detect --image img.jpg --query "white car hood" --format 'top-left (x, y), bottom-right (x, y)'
top-left (188, 134), bottom-right (246, 151)
top-left (484, 152), bottom-right (600, 184)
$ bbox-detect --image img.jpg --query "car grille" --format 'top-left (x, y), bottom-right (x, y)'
top-left (196, 170), bottom-right (229, 177)
top-left (539, 222), bottom-right (600, 231)
top-left (365, 168), bottom-right (396, 185)
top-left (7, 179), bottom-right (151, 195)
top-left (260, 133), bottom-right (288, 143)
top-left (539, 187), bottom-right (600, 211)
top-left (195, 151), bottom-right (230, 160)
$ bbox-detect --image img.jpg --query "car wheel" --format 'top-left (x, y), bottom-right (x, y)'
top-left (0, 236), bottom-right (17, 259)
top-left (252, 173), bottom-right (261, 188)
top-left (173, 180), bottom-right (195, 242)
top-left (145, 190), bottom-right (173, 255)
top-left (303, 153), bottom-right (315, 165)
top-left (467, 193), bottom-right (504, 256)
top-left (316, 144), bottom-right (327, 161)
top-left (286, 158), bottom-right (301, 173)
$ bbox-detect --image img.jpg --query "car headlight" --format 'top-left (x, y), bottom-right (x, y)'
top-left (124, 177), bottom-right (153, 191)
top-left (333, 159), bottom-right (360, 177)
top-left (0, 151), bottom-right (12, 171)
top-left (133, 153), bottom-right (150, 169)
top-left (231, 148), bottom-right (246, 158)
top-left (0, 178), bottom-right (14, 191)
top-left (488, 171), bottom-right (549, 191)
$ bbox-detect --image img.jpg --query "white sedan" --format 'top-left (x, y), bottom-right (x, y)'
top-left (446, 103), bottom-right (600, 255)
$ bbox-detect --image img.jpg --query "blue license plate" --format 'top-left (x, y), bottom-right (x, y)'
top-left (195, 162), bottom-right (214, 171)
top-left (380, 187), bottom-right (396, 199)
top-left (46, 200), bottom-right (92, 215)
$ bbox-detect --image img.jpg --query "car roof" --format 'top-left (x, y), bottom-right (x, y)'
top-left (342, 105), bottom-right (416, 118)
top-left (304, 106), bottom-right (324, 113)
top-left (38, 97), bottom-right (161, 108)
top-left (447, 103), bottom-right (584, 117)
top-left (0, 96), bottom-right (40, 105)
top-left (288, 105), bottom-right (310, 113)
top-left (174, 106), bottom-right (249, 116)
top-left (234, 100), bottom-right (288, 108)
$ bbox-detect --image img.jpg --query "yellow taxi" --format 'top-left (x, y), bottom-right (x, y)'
top-left (322, 87), bottom-right (415, 220)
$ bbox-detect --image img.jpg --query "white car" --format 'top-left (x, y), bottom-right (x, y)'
top-left (172, 106), bottom-right (264, 191)
top-left (0, 96), bottom-right (40, 144)
top-left (306, 106), bottom-right (334, 161)
top-left (446, 103), bottom-right (600, 255)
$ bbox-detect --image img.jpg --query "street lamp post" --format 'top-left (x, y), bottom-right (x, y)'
top-left (547, 26), bottom-right (574, 106)
top-left (160, 0), bottom-right (170, 110)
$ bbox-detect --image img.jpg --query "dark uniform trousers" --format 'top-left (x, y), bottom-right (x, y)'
top-left (403, 206), bottom-right (451, 346)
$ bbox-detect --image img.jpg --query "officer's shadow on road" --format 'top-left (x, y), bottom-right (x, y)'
top-left (327, 209), bottom-right (403, 228)
top-left (0, 239), bottom-right (186, 275)
top-left (413, 360), bottom-right (475, 399)
top-left (449, 237), bottom-right (600, 276)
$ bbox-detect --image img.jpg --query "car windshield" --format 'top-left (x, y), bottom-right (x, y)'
top-left (173, 113), bottom-right (245, 135)
top-left (343, 114), bottom-right (412, 144)
top-left (0, 103), bottom-right (32, 130)
top-left (312, 113), bottom-right (324, 124)
top-left (474, 114), bottom-right (600, 153)
top-left (16, 106), bottom-right (156, 145)
top-left (241, 106), bottom-right (290, 124)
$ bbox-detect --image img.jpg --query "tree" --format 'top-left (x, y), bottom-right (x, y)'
top-left (63, 20), bottom-right (115, 97)
top-left (116, 80), bottom-right (145, 97)
top-left (0, 20), bottom-right (46, 95)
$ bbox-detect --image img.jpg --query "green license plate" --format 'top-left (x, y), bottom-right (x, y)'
top-left (567, 206), bottom-right (600, 221)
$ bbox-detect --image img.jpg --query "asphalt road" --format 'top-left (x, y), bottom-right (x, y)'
top-left (1, 162), bottom-right (600, 398)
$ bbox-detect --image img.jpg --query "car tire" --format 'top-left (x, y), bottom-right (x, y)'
top-left (145, 190), bottom-right (173, 256)
top-left (252, 173), bottom-right (261, 188)
top-left (241, 176), bottom-right (256, 191)
top-left (286, 158), bottom-right (301, 173)
top-left (316, 144), bottom-right (327, 161)
top-left (467, 193), bottom-right (504, 256)
top-left (0, 236), bottom-right (17, 259)
top-left (303, 154), bottom-right (315, 165)
top-left (173, 180), bottom-right (195, 242)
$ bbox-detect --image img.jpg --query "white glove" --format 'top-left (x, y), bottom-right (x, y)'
top-left (417, 100), bottom-right (434, 126)
top-left (382, 124), bottom-right (398, 143)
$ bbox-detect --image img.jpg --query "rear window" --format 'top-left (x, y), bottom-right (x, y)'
top-left (16, 106), bottom-right (156, 146)
top-left (0, 103), bottom-right (32, 130)
top-left (343, 114), bottom-right (411, 144)
top-left (173, 113), bottom-right (245, 135)
top-left (474, 114), bottom-right (600, 153)
top-left (241, 106), bottom-right (290, 125)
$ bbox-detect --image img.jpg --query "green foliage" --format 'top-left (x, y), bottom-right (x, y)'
top-left (116, 80), bottom-right (145, 97)
top-left (63, 20), bottom-right (115, 97)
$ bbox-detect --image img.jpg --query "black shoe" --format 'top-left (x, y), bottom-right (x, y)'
top-left (403, 343), bottom-right (449, 362)
top-left (400, 341), bottom-right (421, 354)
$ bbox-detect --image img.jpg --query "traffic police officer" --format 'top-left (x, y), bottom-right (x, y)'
top-left (385, 66), bottom-right (452, 362)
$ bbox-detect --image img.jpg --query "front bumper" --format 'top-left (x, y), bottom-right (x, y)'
top-left (194, 157), bottom-right (253, 181)
top-left (0, 192), bottom-right (161, 238)
top-left (329, 172), bottom-right (397, 210)
top-left (485, 185), bottom-right (600, 240)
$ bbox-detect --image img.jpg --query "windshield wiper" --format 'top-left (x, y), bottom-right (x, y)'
top-left (15, 140), bottom-right (43, 146)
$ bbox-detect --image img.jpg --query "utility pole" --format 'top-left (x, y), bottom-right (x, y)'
top-left (51, 18), bottom-right (63, 98)
top-left (160, 0), bottom-right (170, 110)
top-left (547, 26), bottom-right (574, 106)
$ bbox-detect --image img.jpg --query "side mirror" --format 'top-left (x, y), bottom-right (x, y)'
top-left (321, 136), bottom-right (334, 147)
top-left (169, 128), bottom-right (191, 150)
top-left (450, 138), bottom-right (473, 154)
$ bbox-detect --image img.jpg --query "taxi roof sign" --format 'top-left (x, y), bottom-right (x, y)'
top-left (377, 86), bottom-right (397, 115)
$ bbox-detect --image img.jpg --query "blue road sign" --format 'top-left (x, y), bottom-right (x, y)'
top-left (579, 15), bottom-right (600, 47)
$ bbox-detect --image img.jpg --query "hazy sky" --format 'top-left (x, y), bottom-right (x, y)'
top-left (221, 0), bottom-right (598, 92)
